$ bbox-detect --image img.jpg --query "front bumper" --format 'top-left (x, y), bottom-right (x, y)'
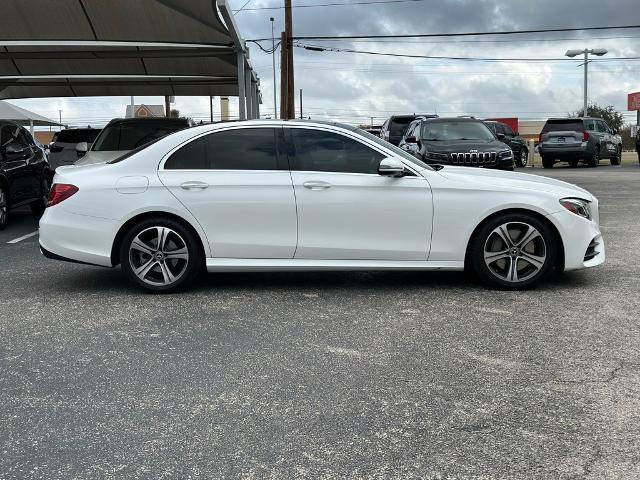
top-left (546, 208), bottom-right (605, 271)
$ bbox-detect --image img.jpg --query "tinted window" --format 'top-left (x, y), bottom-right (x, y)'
top-left (389, 117), bottom-right (415, 136)
top-left (595, 121), bottom-right (607, 133)
top-left (165, 128), bottom-right (279, 170)
top-left (583, 119), bottom-right (595, 131)
top-left (503, 124), bottom-right (515, 136)
top-left (422, 121), bottom-right (495, 141)
top-left (164, 136), bottom-right (208, 169)
top-left (54, 129), bottom-right (100, 144)
top-left (542, 120), bottom-right (584, 133)
top-left (93, 120), bottom-right (188, 151)
top-left (1, 125), bottom-right (14, 147)
top-left (289, 128), bottom-right (385, 174)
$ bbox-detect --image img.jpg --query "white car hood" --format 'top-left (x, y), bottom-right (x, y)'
top-left (432, 166), bottom-right (594, 200)
top-left (73, 150), bottom-right (126, 166)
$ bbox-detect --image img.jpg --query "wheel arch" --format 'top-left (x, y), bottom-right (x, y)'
top-left (110, 211), bottom-right (208, 267)
top-left (464, 208), bottom-right (565, 272)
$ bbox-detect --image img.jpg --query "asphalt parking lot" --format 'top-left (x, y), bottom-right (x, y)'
top-left (1, 162), bottom-right (639, 479)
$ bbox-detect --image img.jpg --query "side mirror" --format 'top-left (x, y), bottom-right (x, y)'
top-left (405, 136), bottom-right (417, 144)
top-left (496, 133), bottom-right (506, 141)
top-left (378, 158), bottom-right (405, 177)
top-left (76, 142), bottom-right (88, 158)
top-left (5, 144), bottom-right (26, 155)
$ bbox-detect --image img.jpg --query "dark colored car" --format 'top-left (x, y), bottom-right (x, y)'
top-left (48, 128), bottom-right (101, 172)
top-left (398, 117), bottom-right (515, 171)
top-left (484, 120), bottom-right (529, 167)
top-left (380, 114), bottom-right (438, 146)
top-left (0, 121), bottom-right (51, 229)
top-left (538, 117), bottom-right (621, 168)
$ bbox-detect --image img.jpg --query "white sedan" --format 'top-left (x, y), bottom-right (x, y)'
top-left (39, 120), bottom-right (604, 292)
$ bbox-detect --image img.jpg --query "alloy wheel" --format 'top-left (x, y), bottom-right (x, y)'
top-left (0, 188), bottom-right (7, 227)
top-left (128, 226), bottom-right (190, 286)
top-left (519, 149), bottom-right (528, 167)
top-left (483, 222), bottom-right (547, 283)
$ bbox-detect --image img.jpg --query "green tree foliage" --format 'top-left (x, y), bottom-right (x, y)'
top-left (570, 103), bottom-right (625, 131)
top-left (169, 109), bottom-right (181, 118)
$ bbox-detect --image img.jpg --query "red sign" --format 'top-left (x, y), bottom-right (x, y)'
top-left (628, 92), bottom-right (640, 111)
top-left (486, 117), bottom-right (519, 133)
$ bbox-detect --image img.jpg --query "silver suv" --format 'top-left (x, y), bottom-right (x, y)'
top-left (538, 117), bottom-right (622, 168)
top-left (48, 128), bottom-right (101, 172)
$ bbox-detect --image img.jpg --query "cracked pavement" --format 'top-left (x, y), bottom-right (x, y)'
top-left (1, 164), bottom-right (639, 479)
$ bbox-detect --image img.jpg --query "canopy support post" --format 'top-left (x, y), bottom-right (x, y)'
top-left (237, 51), bottom-right (246, 120)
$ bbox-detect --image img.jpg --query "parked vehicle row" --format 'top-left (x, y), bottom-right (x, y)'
top-left (40, 120), bottom-right (604, 292)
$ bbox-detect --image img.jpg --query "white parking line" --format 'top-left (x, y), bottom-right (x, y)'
top-left (7, 230), bottom-right (39, 244)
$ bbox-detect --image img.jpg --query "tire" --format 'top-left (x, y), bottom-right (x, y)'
top-left (469, 213), bottom-right (557, 289)
top-left (0, 184), bottom-right (8, 231)
top-left (516, 148), bottom-right (528, 168)
top-left (587, 147), bottom-right (600, 168)
top-left (568, 159), bottom-right (579, 168)
top-left (120, 218), bottom-right (203, 293)
top-left (610, 147), bottom-right (622, 166)
top-left (30, 176), bottom-right (49, 216)
top-left (541, 156), bottom-right (554, 169)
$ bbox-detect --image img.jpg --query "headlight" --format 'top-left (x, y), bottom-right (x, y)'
top-left (560, 198), bottom-right (592, 220)
top-left (424, 152), bottom-right (448, 161)
top-left (499, 148), bottom-right (513, 158)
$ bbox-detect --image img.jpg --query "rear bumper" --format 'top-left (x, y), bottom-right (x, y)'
top-left (39, 207), bottom-right (117, 267)
top-left (539, 142), bottom-right (593, 158)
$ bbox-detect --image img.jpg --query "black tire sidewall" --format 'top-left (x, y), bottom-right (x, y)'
top-left (470, 213), bottom-right (558, 289)
top-left (517, 148), bottom-right (528, 168)
top-left (120, 218), bottom-right (202, 293)
top-left (542, 156), bottom-right (554, 169)
top-left (0, 184), bottom-right (8, 230)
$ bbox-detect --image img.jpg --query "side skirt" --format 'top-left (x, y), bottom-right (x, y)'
top-left (205, 258), bottom-right (464, 273)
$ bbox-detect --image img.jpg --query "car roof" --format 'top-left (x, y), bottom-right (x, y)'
top-left (422, 117), bottom-right (482, 123)
top-left (106, 117), bottom-right (192, 125)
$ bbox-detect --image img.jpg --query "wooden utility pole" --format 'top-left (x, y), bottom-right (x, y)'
top-left (280, 31), bottom-right (288, 119)
top-left (285, 0), bottom-right (294, 119)
top-left (165, 95), bottom-right (171, 117)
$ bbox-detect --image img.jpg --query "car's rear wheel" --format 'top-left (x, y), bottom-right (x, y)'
top-left (30, 177), bottom-right (49, 216)
top-left (587, 147), bottom-right (600, 168)
top-left (611, 147), bottom-right (622, 166)
top-left (516, 148), bottom-right (528, 168)
top-left (470, 213), bottom-right (557, 289)
top-left (120, 218), bottom-right (202, 293)
top-left (541, 156), bottom-right (554, 169)
top-left (0, 185), bottom-right (8, 230)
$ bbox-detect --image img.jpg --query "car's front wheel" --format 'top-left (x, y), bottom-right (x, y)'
top-left (516, 148), bottom-right (528, 168)
top-left (470, 213), bottom-right (557, 289)
top-left (120, 218), bottom-right (203, 293)
top-left (0, 184), bottom-right (8, 230)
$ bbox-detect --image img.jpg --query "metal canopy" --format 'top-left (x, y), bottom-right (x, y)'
top-left (0, 0), bottom-right (260, 118)
top-left (0, 100), bottom-right (61, 127)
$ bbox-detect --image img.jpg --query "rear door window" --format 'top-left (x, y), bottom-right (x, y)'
top-left (164, 128), bottom-right (281, 170)
top-left (595, 121), bottom-right (607, 133)
top-left (54, 129), bottom-right (100, 144)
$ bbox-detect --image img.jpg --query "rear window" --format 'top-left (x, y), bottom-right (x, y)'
top-left (542, 120), bottom-right (584, 133)
top-left (53, 129), bottom-right (100, 144)
top-left (92, 120), bottom-right (188, 151)
top-left (389, 117), bottom-right (416, 136)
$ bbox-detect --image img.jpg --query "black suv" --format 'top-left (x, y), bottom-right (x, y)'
top-left (538, 117), bottom-right (621, 168)
top-left (483, 120), bottom-right (529, 167)
top-left (398, 117), bottom-right (515, 170)
top-left (380, 114), bottom-right (438, 146)
top-left (0, 121), bottom-right (51, 229)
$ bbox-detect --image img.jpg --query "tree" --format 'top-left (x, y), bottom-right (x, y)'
top-left (169, 109), bottom-right (181, 118)
top-left (570, 103), bottom-right (625, 131)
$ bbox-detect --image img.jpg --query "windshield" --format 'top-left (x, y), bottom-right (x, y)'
top-left (53, 129), bottom-right (100, 144)
top-left (92, 121), bottom-right (187, 151)
top-left (354, 127), bottom-right (430, 170)
top-left (422, 121), bottom-right (495, 141)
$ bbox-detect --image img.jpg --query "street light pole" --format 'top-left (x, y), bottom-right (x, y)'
top-left (565, 48), bottom-right (608, 115)
top-left (270, 17), bottom-right (277, 118)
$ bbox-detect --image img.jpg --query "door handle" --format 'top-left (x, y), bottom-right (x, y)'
top-left (303, 181), bottom-right (331, 190)
top-left (180, 181), bottom-right (209, 190)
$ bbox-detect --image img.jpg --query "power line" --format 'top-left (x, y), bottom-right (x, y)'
top-left (248, 24), bottom-right (640, 42)
top-left (234, 0), bottom-right (425, 12)
top-left (297, 34), bottom-right (640, 45)
top-left (295, 42), bottom-right (640, 63)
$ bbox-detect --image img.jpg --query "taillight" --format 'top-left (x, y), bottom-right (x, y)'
top-left (582, 130), bottom-right (590, 142)
top-left (47, 184), bottom-right (78, 207)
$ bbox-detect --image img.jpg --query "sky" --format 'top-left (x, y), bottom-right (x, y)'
top-left (10, 0), bottom-right (640, 129)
